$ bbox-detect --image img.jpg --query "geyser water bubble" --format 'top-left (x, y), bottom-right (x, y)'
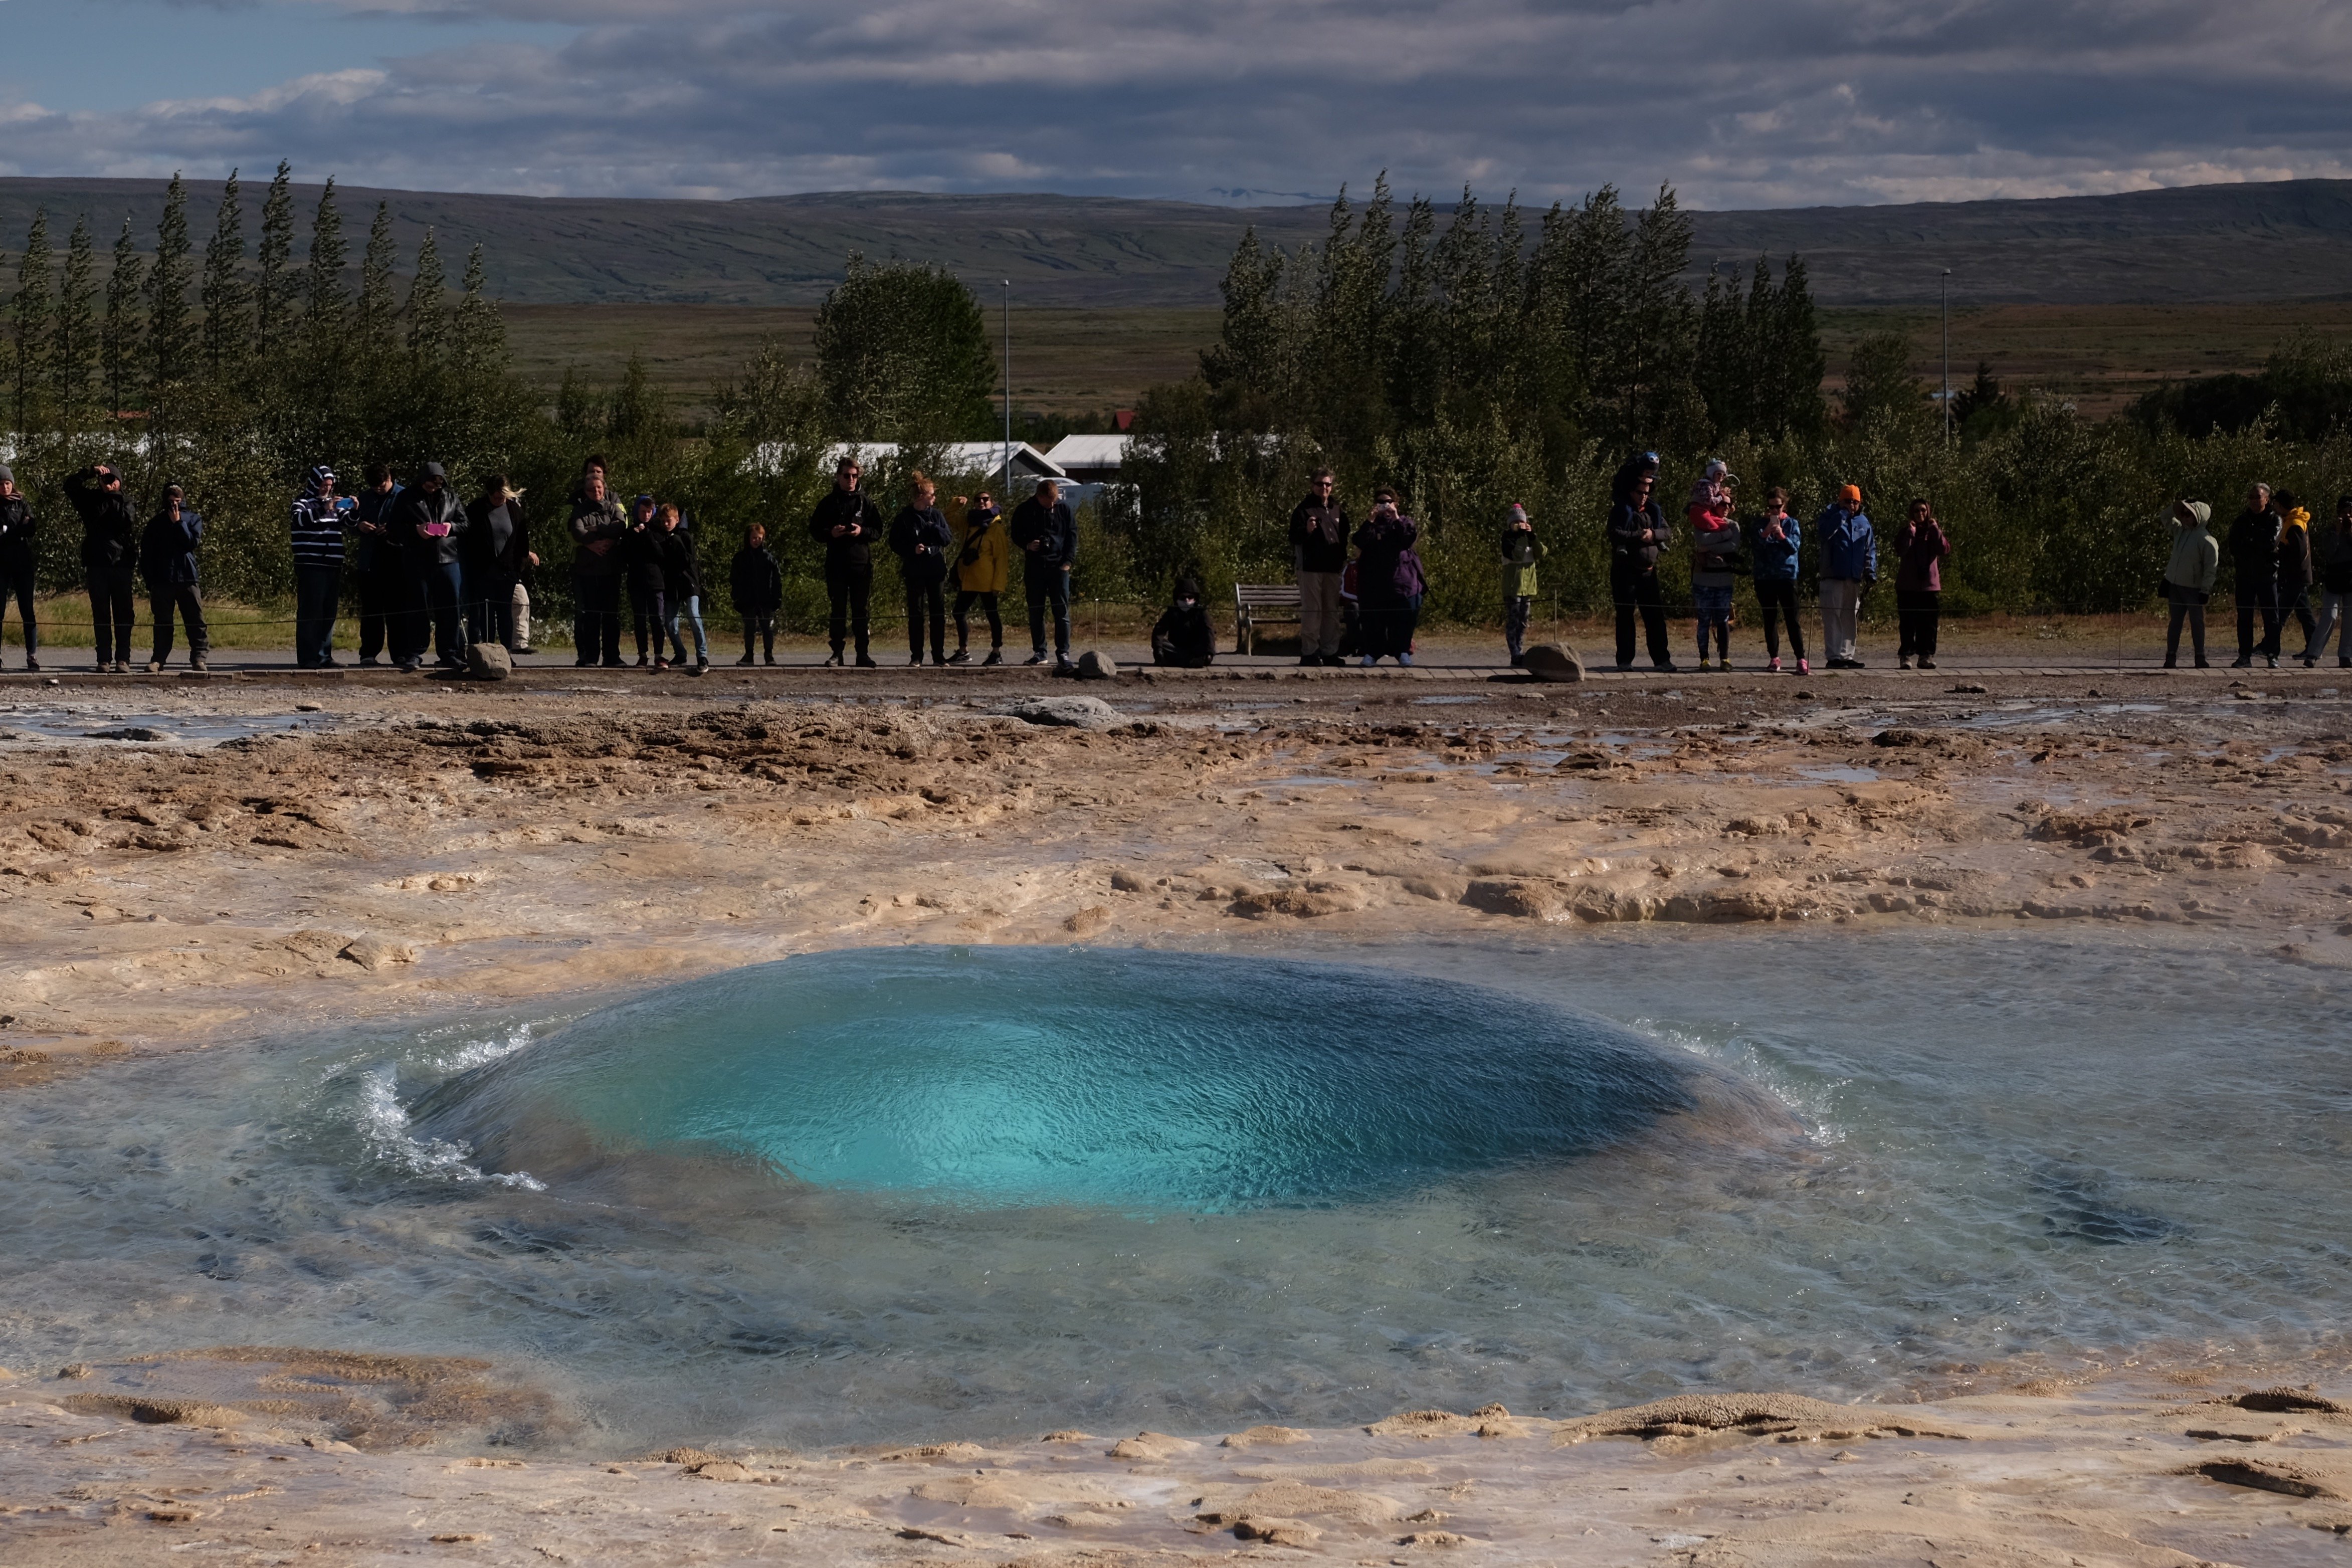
top-left (414, 946), bottom-right (1702, 1211)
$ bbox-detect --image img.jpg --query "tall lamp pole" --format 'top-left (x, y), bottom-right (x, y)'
top-left (1940, 268), bottom-right (1952, 444)
top-left (1002, 281), bottom-right (1013, 494)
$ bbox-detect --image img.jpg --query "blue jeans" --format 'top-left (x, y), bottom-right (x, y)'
top-left (294, 563), bottom-right (342, 666)
top-left (1694, 583), bottom-right (1731, 657)
top-left (667, 593), bottom-right (707, 663)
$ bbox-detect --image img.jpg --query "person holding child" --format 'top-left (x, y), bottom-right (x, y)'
top-left (1686, 459), bottom-right (1741, 671)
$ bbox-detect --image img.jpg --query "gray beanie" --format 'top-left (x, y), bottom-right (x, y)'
top-left (0, 465), bottom-right (14, 486)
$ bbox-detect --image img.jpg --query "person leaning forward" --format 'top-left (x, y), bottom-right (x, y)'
top-left (809, 456), bottom-right (884, 667)
top-left (1290, 470), bottom-right (1350, 666)
top-left (1010, 478), bottom-right (1077, 670)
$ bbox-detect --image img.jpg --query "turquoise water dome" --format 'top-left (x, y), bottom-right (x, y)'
top-left (416, 947), bottom-right (1699, 1211)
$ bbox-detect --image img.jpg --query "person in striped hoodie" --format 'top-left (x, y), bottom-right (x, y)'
top-left (290, 466), bottom-right (356, 668)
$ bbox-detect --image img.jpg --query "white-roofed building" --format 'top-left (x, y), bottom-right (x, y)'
top-left (1044, 434), bottom-right (1133, 485)
top-left (817, 441), bottom-right (1068, 489)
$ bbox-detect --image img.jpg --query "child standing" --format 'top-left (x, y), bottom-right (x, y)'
top-left (1500, 503), bottom-right (1544, 666)
top-left (729, 522), bottom-right (783, 665)
top-left (1686, 459), bottom-right (1740, 670)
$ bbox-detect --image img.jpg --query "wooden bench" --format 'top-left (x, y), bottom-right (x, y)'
top-left (1233, 583), bottom-right (1302, 655)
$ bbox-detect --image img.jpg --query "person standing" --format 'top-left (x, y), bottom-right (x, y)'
top-left (1606, 453), bottom-right (1674, 672)
top-left (2275, 489), bottom-right (2318, 665)
top-left (290, 466), bottom-right (354, 668)
top-left (950, 491), bottom-right (1009, 665)
top-left (1746, 486), bottom-right (1806, 674)
top-left (393, 463), bottom-right (468, 670)
top-left (351, 464), bottom-right (406, 667)
top-left (1291, 470), bottom-right (1349, 667)
top-left (729, 522), bottom-right (783, 666)
top-left (1892, 497), bottom-right (1951, 671)
top-left (0, 465), bottom-right (38, 671)
top-left (1354, 489), bottom-right (1421, 667)
top-left (621, 493), bottom-right (670, 668)
top-left (1815, 484), bottom-right (1876, 669)
top-left (809, 456), bottom-right (883, 668)
top-left (658, 505), bottom-right (708, 672)
top-left (63, 462), bottom-right (139, 672)
top-left (2227, 483), bottom-right (2282, 669)
top-left (889, 472), bottom-right (953, 667)
top-left (567, 457), bottom-right (627, 668)
top-left (2309, 494), bottom-right (2352, 669)
top-left (2161, 499), bottom-right (2219, 669)
top-left (140, 483), bottom-right (208, 672)
top-left (1500, 503), bottom-right (1544, 667)
top-left (1686, 462), bottom-right (1740, 671)
top-left (462, 473), bottom-right (534, 653)
top-left (1010, 477), bottom-right (1077, 670)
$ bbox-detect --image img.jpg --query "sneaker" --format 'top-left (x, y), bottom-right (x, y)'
top-left (1797, 659), bottom-right (1811, 675)
top-left (1918, 658), bottom-right (1936, 670)
top-left (358, 656), bottom-right (381, 668)
top-left (1398, 652), bottom-right (1414, 666)
top-left (146, 659), bottom-right (164, 673)
top-left (2301, 655), bottom-right (2316, 668)
top-left (1898, 655), bottom-right (1913, 670)
top-left (854, 654), bottom-right (878, 668)
top-left (763, 654), bottom-right (777, 666)
top-left (737, 654), bottom-right (755, 666)
top-left (2266, 656), bottom-right (2279, 669)
top-left (947, 648), bottom-right (970, 664)
top-left (112, 661), bottom-right (129, 674)
top-left (1361, 655), bottom-right (1378, 667)
top-left (1614, 660), bottom-right (1634, 671)
top-left (2230, 656), bottom-right (2252, 668)
top-left (1055, 655), bottom-right (1077, 673)
top-left (396, 660), bottom-right (420, 673)
top-left (2163, 658), bottom-right (2178, 669)
top-left (982, 648), bottom-right (1003, 667)
top-left (573, 658), bottom-right (596, 668)
top-left (909, 652), bottom-right (924, 666)
top-left (1653, 660), bottom-right (1678, 673)
top-left (191, 656), bottom-right (208, 672)
top-left (1509, 653), bottom-right (1526, 668)
top-left (1848, 658), bottom-right (1867, 668)
top-left (601, 659), bottom-right (625, 669)
top-left (932, 655), bottom-right (948, 667)
top-left (1299, 656), bottom-right (1319, 666)
top-left (22, 656), bottom-right (36, 672)
top-left (1323, 655), bottom-right (1346, 667)
top-left (1024, 651), bottom-right (1049, 666)
top-left (824, 651), bottom-right (845, 668)
top-left (1697, 657), bottom-right (1712, 672)
top-left (634, 656), bottom-right (649, 668)
top-left (515, 647), bottom-right (536, 656)
top-left (1768, 657), bottom-right (1781, 673)
top-left (2195, 657), bottom-right (2212, 668)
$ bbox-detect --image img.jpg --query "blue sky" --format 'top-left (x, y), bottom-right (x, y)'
top-left (2, 0), bottom-right (2347, 207)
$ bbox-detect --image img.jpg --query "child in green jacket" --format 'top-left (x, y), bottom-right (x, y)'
top-left (1501, 504), bottom-right (1544, 665)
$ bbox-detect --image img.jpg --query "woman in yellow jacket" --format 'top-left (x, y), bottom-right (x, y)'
top-left (950, 492), bottom-right (1011, 664)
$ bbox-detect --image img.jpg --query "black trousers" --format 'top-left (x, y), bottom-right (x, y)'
top-left (630, 581), bottom-right (668, 661)
top-left (1610, 560), bottom-right (1670, 668)
top-left (573, 572), bottom-right (622, 666)
top-left (1896, 587), bottom-right (1940, 659)
top-left (2165, 585), bottom-right (2208, 663)
top-left (2281, 583), bottom-right (2317, 652)
top-left (954, 590), bottom-right (1002, 648)
top-left (1024, 557), bottom-right (1071, 655)
top-left (826, 562), bottom-right (872, 655)
top-left (1755, 578), bottom-right (1804, 660)
top-left (356, 561), bottom-right (404, 660)
top-left (905, 575), bottom-right (946, 660)
top-left (740, 612), bottom-right (775, 660)
top-left (2, 562), bottom-right (35, 658)
top-left (150, 582), bottom-right (208, 663)
top-left (2236, 583), bottom-right (2281, 659)
top-left (86, 565), bottom-right (136, 665)
top-left (467, 572), bottom-right (517, 652)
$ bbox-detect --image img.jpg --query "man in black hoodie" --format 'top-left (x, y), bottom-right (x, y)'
top-left (1010, 478), bottom-right (1077, 670)
top-left (808, 456), bottom-right (883, 667)
top-left (0, 465), bottom-right (37, 670)
top-left (64, 462), bottom-right (140, 672)
top-left (2226, 482), bottom-right (2281, 668)
top-left (1290, 471), bottom-right (1349, 666)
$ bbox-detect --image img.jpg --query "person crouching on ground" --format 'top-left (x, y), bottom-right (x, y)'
top-left (1354, 489), bottom-right (1422, 667)
top-left (2162, 499), bottom-right (2219, 669)
top-left (950, 491), bottom-right (1008, 665)
top-left (1152, 575), bottom-right (1216, 668)
top-left (2308, 495), bottom-right (2352, 669)
top-left (1292, 469), bottom-right (1349, 666)
top-left (1686, 461), bottom-right (1740, 671)
top-left (1500, 503), bottom-right (1544, 667)
top-left (1747, 486), bottom-right (1806, 674)
top-left (1011, 478), bottom-right (1077, 670)
top-left (1892, 497), bottom-right (1951, 671)
top-left (730, 523), bottom-right (783, 666)
top-left (890, 471), bottom-right (952, 667)
top-left (0, 465), bottom-right (39, 671)
top-left (1815, 484), bottom-right (1876, 668)
top-left (140, 483), bottom-right (208, 673)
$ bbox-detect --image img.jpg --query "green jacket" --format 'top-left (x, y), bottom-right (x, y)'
top-left (1501, 531), bottom-right (1544, 598)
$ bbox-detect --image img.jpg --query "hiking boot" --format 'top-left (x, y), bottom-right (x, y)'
top-left (191, 655), bottom-right (209, 673)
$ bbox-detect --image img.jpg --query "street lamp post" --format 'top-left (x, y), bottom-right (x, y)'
top-left (1940, 268), bottom-right (1952, 444)
top-left (1002, 281), bottom-right (1013, 494)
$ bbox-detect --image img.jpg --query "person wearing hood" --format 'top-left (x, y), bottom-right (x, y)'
top-left (2274, 488), bottom-right (2318, 664)
top-left (1500, 503), bottom-right (1545, 667)
top-left (567, 456), bottom-right (628, 668)
top-left (140, 483), bottom-right (208, 673)
top-left (1746, 486), bottom-right (1806, 674)
top-left (1892, 497), bottom-right (1951, 671)
top-left (729, 522), bottom-right (783, 666)
top-left (1687, 461), bottom-right (1741, 671)
top-left (1151, 575), bottom-right (1216, 668)
top-left (889, 471), bottom-right (953, 667)
top-left (2226, 482), bottom-right (2281, 668)
top-left (351, 464), bottom-right (407, 667)
top-left (0, 465), bottom-right (38, 671)
top-left (1354, 489), bottom-right (1423, 667)
top-left (462, 473), bottom-right (535, 654)
top-left (390, 462), bottom-right (469, 671)
top-left (2161, 499), bottom-right (2220, 669)
top-left (950, 491), bottom-right (1009, 665)
top-left (2309, 493), bottom-right (2352, 669)
top-left (63, 462), bottom-right (140, 672)
top-left (1010, 477), bottom-right (1078, 670)
top-left (1606, 451), bottom-right (1674, 671)
top-left (291, 465), bottom-right (356, 668)
top-left (1815, 484), bottom-right (1876, 668)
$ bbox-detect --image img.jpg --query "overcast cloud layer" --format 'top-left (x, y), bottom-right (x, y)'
top-left (3, 0), bottom-right (2350, 207)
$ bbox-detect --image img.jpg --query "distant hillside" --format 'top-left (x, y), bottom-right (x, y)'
top-left (2, 178), bottom-right (2349, 308)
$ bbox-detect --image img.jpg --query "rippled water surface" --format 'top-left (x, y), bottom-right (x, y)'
top-left (3, 933), bottom-right (2345, 1451)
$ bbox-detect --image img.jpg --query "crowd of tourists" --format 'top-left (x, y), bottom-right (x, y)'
top-left (2, 449), bottom-right (2348, 675)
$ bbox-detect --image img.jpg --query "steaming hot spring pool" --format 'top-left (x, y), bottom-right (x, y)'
top-left (5, 935), bottom-right (2346, 1451)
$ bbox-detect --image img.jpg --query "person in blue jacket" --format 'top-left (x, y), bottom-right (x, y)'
top-left (1815, 483), bottom-right (1877, 668)
top-left (140, 483), bottom-right (208, 672)
top-left (1746, 485), bottom-right (1806, 673)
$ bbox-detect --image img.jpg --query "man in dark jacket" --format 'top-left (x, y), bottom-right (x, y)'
top-left (2227, 482), bottom-right (2281, 668)
top-left (1151, 575), bottom-right (1215, 668)
top-left (1009, 477), bottom-right (1077, 669)
top-left (141, 483), bottom-right (208, 672)
top-left (808, 455), bottom-right (883, 667)
top-left (1605, 453), bottom-right (1674, 672)
top-left (0, 465), bottom-right (37, 670)
top-left (729, 522), bottom-right (783, 666)
top-left (351, 464), bottom-right (407, 666)
top-left (391, 462), bottom-right (469, 670)
top-left (63, 462), bottom-right (140, 672)
top-left (888, 475), bottom-right (953, 667)
top-left (656, 504), bottom-right (706, 670)
top-left (1290, 470), bottom-right (1349, 666)
top-left (567, 456), bottom-right (628, 667)
top-left (462, 473), bottom-right (534, 654)
top-left (290, 466), bottom-right (354, 668)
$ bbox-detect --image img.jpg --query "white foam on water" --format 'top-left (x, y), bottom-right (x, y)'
top-left (339, 1025), bottom-right (547, 1191)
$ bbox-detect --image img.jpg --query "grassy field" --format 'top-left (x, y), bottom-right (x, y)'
top-left (507, 299), bottom-right (2352, 423)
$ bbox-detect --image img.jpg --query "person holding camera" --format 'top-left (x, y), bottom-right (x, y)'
top-left (1815, 484), bottom-right (1876, 668)
top-left (889, 471), bottom-right (953, 667)
top-left (64, 462), bottom-right (141, 671)
top-left (809, 456), bottom-right (883, 667)
top-left (1010, 477), bottom-right (1077, 670)
top-left (950, 491), bottom-right (1009, 665)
